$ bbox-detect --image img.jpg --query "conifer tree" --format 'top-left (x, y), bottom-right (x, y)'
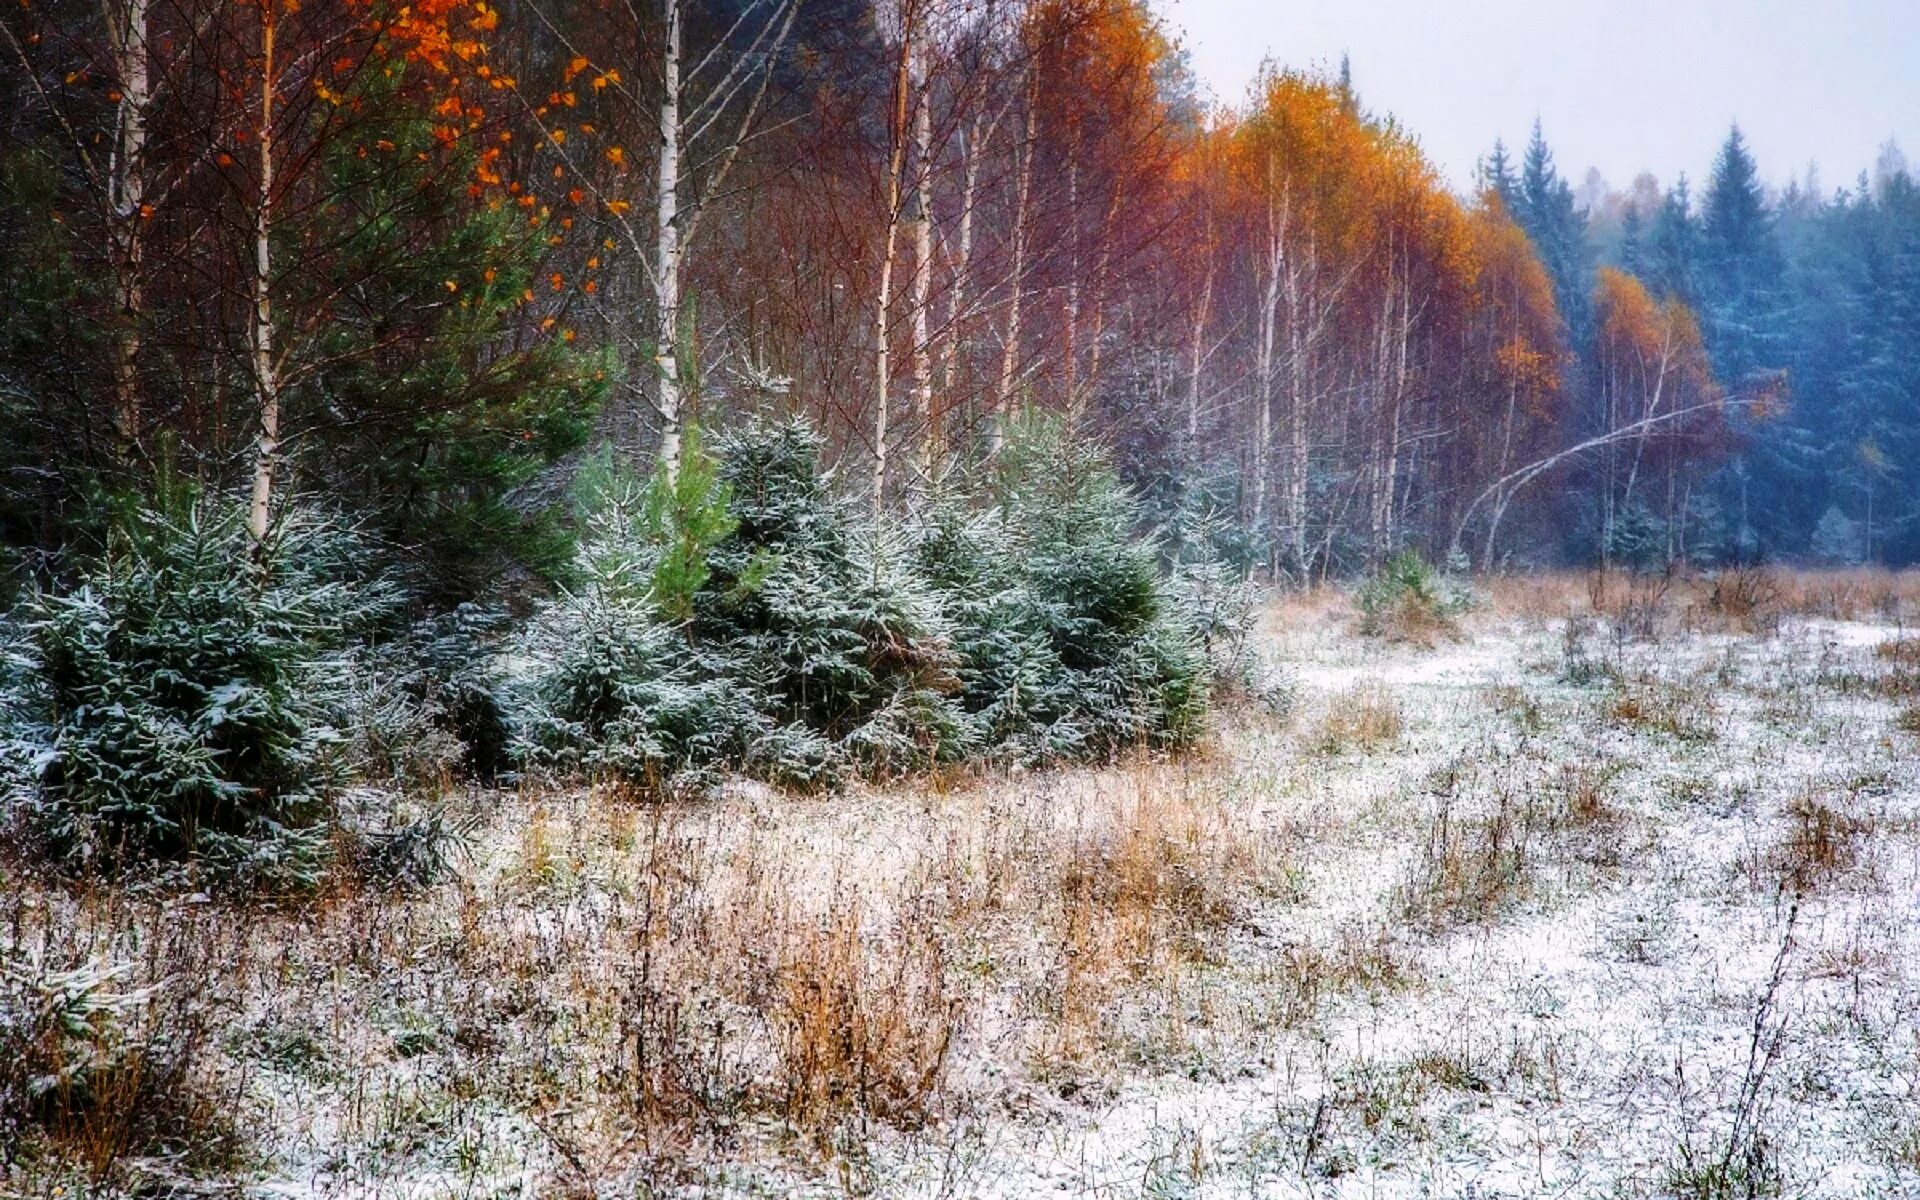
top-left (1478, 138), bottom-right (1521, 214)
top-left (1517, 120), bottom-right (1595, 339)
top-left (1620, 205), bottom-right (1646, 278)
top-left (1699, 125), bottom-right (1789, 383)
top-left (1646, 177), bottom-right (1702, 304)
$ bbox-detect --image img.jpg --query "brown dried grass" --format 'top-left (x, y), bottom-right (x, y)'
top-left (1481, 567), bottom-right (1920, 629)
top-left (1308, 685), bottom-right (1405, 756)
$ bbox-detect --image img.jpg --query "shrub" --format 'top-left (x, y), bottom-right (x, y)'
top-left (1167, 501), bottom-right (1287, 711)
top-left (696, 421), bottom-right (968, 783)
top-left (517, 421), bottom-right (967, 792)
top-left (0, 498), bottom-right (397, 885)
top-left (516, 416), bottom-right (1216, 791)
top-left (515, 585), bottom-right (766, 791)
top-left (347, 603), bottom-right (515, 790)
top-left (517, 430), bottom-right (756, 791)
top-left (1356, 550), bottom-right (1473, 643)
top-left (0, 953), bottom-right (230, 1178)
top-left (906, 497), bottom-right (1054, 752)
top-left (1703, 565), bottom-right (1781, 634)
top-left (917, 419), bottom-right (1209, 764)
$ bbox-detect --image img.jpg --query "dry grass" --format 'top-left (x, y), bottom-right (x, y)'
top-left (1764, 791), bottom-right (1872, 894)
top-left (1402, 792), bottom-right (1536, 930)
top-left (1482, 566), bottom-right (1920, 630)
top-left (1307, 685), bottom-right (1404, 756)
top-left (1265, 924), bottom-right (1413, 1030)
top-left (1042, 767), bottom-right (1277, 1067)
top-left (1484, 683), bottom-right (1545, 734)
top-left (1605, 677), bottom-right (1722, 744)
top-left (2, 755), bottom-right (1295, 1187)
top-left (772, 894), bottom-right (957, 1136)
top-left (1481, 572), bottom-right (1593, 622)
top-left (1399, 754), bottom-right (1627, 930)
top-left (1769, 568), bottom-right (1920, 622)
top-left (1693, 565), bottom-right (1784, 635)
top-left (1875, 638), bottom-right (1920, 668)
top-left (1263, 583), bottom-right (1351, 632)
top-left (1873, 638), bottom-right (1920, 702)
top-left (1, 893), bottom-right (244, 1191)
top-left (10, 578), bottom-right (1920, 1194)
top-left (1601, 569), bottom-right (1676, 641)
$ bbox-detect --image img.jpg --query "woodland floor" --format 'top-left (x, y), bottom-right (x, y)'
top-left (11, 574), bottom-right (1920, 1199)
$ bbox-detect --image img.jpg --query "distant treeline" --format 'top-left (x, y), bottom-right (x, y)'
top-left (1, 0), bottom-right (1915, 589)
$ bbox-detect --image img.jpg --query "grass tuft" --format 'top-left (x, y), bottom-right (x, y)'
top-left (1307, 686), bottom-right (1404, 756)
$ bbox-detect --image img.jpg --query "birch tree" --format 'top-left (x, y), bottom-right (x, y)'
top-left (104, 0), bottom-right (152, 450)
top-left (244, 0), bottom-right (280, 544)
top-left (870, 0), bottom-right (917, 511)
top-left (649, 0), bottom-right (799, 480)
top-left (510, 0), bottom-right (798, 480)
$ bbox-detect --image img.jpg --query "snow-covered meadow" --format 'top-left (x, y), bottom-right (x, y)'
top-left (9, 572), bottom-right (1920, 1198)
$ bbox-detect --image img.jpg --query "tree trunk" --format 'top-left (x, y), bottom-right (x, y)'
top-left (653, 0), bottom-right (685, 480)
top-left (1283, 248), bottom-right (1310, 576)
top-left (246, 0), bottom-right (279, 546)
top-left (991, 82), bottom-right (1035, 454)
top-left (1184, 214), bottom-right (1213, 451)
top-left (106, 0), bottom-right (151, 454)
top-left (871, 1), bottom-right (914, 512)
top-left (1076, 190), bottom-right (1120, 430)
top-left (1250, 182), bottom-right (1284, 552)
top-left (908, 19), bottom-right (935, 478)
top-left (1060, 150), bottom-right (1080, 419)
top-left (934, 108), bottom-right (987, 401)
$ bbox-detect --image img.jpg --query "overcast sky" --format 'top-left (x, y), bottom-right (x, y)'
top-left (1158, 0), bottom-right (1920, 200)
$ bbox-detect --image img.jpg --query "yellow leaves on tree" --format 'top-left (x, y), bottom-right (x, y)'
top-left (1468, 197), bottom-right (1565, 421)
top-left (1593, 266), bottom-right (1725, 457)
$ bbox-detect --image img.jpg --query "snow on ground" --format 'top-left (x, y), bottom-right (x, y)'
top-left (836, 612), bottom-right (1920, 1200)
top-left (16, 598), bottom-right (1920, 1200)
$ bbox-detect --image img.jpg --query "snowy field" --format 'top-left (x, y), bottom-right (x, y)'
top-left (11, 577), bottom-right (1920, 1199)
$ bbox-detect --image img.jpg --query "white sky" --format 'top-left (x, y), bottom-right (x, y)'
top-left (1158, 0), bottom-right (1920, 199)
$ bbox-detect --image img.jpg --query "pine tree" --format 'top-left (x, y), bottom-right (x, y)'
top-left (1831, 169), bottom-right (1920, 560)
top-left (1698, 126), bottom-right (1789, 377)
top-left (291, 77), bottom-right (604, 599)
top-left (1646, 177), bottom-right (1701, 303)
top-left (1702, 128), bottom-right (1775, 286)
top-left (1, 491), bottom-right (399, 884)
top-left (1620, 205), bottom-right (1646, 278)
top-left (1694, 126), bottom-right (1794, 555)
top-left (1478, 138), bottom-right (1522, 215)
top-left (1516, 120), bottom-right (1595, 339)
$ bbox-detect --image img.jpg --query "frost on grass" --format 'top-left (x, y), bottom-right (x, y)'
top-left (5, 574), bottom-right (1920, 1197)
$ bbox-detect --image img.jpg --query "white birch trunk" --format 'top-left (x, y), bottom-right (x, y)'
top-left (934, 109), bottom-right (987, 398)
top-left (990, 84), bottom-right (1035, 454)
top-left (106, 0), bottom-right (150, 451)
top-left (246, 0), bottom-right (279, 546)
top-left (871, 2), bottom-right (914, 512)
top-left (1185, 213), bottom-right (1214, 449)
top-left (1077, 191), bottom-right (1119, 430)
top-left (654, 0), bottom-right (685, 479)
top-left (1251, 183), bottom-right (1285, 549)
top-left (1283, 263), bottom-right (1309, 574)
top-left (907, 19), bottom-right (935, 477)
top-left (1060, 153), bottom-right (1080, 418)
